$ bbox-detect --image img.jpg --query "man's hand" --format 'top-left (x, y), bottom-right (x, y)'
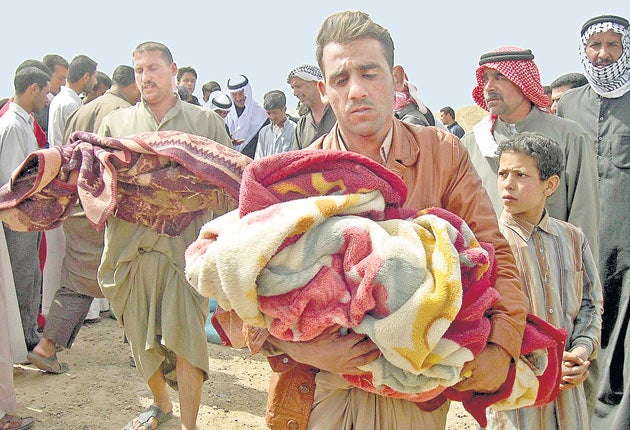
top-left (271, 325), bottom-right (381, 375)
top-left (559, 347), bottom-right (590, 391)
top-left (453, 343), bottom-right (512, 393)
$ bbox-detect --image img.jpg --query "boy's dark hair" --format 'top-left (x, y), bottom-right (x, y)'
top-left (496, 132), bottom-right (564, 180)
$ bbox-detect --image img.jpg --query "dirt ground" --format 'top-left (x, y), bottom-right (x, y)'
top-left (13, 312), bottom-right (478, 429)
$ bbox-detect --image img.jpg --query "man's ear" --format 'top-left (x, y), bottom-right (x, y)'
top-left (544, 175), bottom-right (560, 197)
top-left (171, 62), bottom-right (178, 78)
top-left (317, 80), bottom-right (328, 104)
top-left (392, 65), bottom-right (406, 91)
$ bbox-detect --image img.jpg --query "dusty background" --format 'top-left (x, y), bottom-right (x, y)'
top-left (14, 313), bottom-right (478, 429)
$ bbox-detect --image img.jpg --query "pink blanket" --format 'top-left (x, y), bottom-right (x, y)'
top-left (185, 149), bottom-right (566, 426)
top-left (0, 131), bottom-right (250, 236)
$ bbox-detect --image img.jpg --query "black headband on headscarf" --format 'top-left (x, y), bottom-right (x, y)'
top-left (581, 15), bottom-right (629, 35)
top-left (478, 49), bottom-right (534, 65)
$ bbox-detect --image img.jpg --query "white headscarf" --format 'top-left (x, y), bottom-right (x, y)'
top-left (225, 76), bottom-right (267, 149)
top-left (580, 20), bottom-right (630, 98)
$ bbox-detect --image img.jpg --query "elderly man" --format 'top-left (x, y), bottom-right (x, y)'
top-left (98, 41), bottom-right (232, 430)
top-left (215, 11), bottom-right (529, 429)
top-left (225, 74), bottom-right (268, 158)
top-left (461, 47), bottom-right (600, 257)
top-left (287, 64), bottom-right (336, 149)
top-left (557, 14), bottom-right (630, 430)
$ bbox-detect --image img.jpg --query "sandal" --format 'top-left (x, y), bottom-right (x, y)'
top-left (0, 414), bottom-right (34, 430)
top-left (124, 404), bottom-right (173, 430)
top-left (27, 351), bottom-right (69, 374)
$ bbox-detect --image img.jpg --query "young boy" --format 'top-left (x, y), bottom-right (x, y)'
top-left (486, 132), bottom-right (603, 430)
top-left (254, 90), bottom-right (297, 159)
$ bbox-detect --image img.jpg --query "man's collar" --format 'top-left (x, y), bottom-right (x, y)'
top-left (336, 122), bottom-right (393, 165)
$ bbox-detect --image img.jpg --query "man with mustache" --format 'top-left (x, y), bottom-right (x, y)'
top-left (461, 47), bottom-right (600, 259)
top-left (215, 11), bottom-right (529, 429)
top-left (98, 41), bottom-right (232, 430)
top-left (556, 15), bottom-right (630, 430)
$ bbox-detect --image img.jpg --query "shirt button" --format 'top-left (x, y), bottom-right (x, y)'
top-left (599, 117), bottom-right (604, 121)
top-left (282, 357), bottom-right (289, 364)
top-left (299, 384), bottom-right (310, 393)
top-left (287, 420), bottom-right (299, 429)
top-left (549, 308), bottom-right (554, 314)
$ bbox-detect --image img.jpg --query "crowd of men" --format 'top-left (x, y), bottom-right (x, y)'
top-left (0, 10), bottom-right (627, 430)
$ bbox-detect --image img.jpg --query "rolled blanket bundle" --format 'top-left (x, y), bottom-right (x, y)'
top-left (184, 149), bottom-right (566, 426)
top-left (0, 131), bottom-right (250, 236)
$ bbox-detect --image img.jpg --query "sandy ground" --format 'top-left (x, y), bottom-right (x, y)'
top-left (13, 313), bottom-right (478, 429)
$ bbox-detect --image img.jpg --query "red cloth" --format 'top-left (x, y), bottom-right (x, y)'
top-left (0, 99), bottom-right (48, 148)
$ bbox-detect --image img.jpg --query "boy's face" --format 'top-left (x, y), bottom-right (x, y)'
top-left (266, 107), bottom-right (287, 127)
top-left (497, 151), bottom-right (557, 225)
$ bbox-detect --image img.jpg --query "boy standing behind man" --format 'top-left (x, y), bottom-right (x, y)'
top-left (488, 131), bottom-right (603, 429)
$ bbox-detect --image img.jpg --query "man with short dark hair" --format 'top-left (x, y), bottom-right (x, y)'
top-left (48, 54), bottom-right (97, 147)
top-left (255, 90), bottom-right (296, 158)
top-left (82, 70), bottom-right (112, 104)
top-left (557, 14), bottom-right (630, 430)
top-left (28, 64), bottom-right (142, 375)
top-left (98, 41), bottom-right (232, 430)
top-left (549, 72), bottom-right (588, 114)
top-left (0, 66), bottom-right (50, 354)
top-left (439, 106), bottom-right (465, 138)
top-left (176, 66), bottom-right (200, 105)
top-left (37, 54), bottom-right (69, 133)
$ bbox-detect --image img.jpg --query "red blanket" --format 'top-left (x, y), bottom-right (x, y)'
top-left (0, 131), bottom-right (250, 236)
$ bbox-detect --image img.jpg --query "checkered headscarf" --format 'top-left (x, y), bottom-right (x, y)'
top-left (580, 18), bottom-right (630, 98)
top-left (472, 46), bottom-right (550, 112)
top-left (287, 64), bottom-right (323, 84)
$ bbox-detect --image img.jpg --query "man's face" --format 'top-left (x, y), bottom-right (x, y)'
top-left (586, 29), bottom-right (623, 67)
top-left (439, 111), bottom-right (453, 126)
top-left (482, 69), bottom-right (530, 121)
top-left (550, 84), bottom-right (573, 114)
top-left (289, 77), bottom-right (320, 108)
top-left (32, 82), bottom-right (51, 113)
top-left (266, 107), bottom-right (287, 127)
top-left (81, 72), bottom-right (97, 94)
top-left (214, 109), bottom-right (228, 118)
top-left (497, 150), bottom-right (553, 225)
top-left (178, 72), bottom-right (197, 97)
top-left (318, 38), bottom-right (395, 142)
top-left (133, 50), bottom-right (176, 105)
top-left (231, 89), bottom-right (246, 108)
top-left (50, 65), bottom-right (68, 95)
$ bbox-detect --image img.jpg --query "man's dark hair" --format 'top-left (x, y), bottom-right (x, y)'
top-left (543, 85), bottom-right (552, 95)
top-left (67, 55), bottom-right (98, 83)
top-left (202, 81), bottom-right (221, 95)
top-left (550, 72), bottom-right (588, 90)
top-left (316, 11), bottom-right (394, 74)
top-left (133, 41), bottom-right (173, 64)
top-left (177, 66), bottom-right (197, 82)
top-left (439, 106), bottom-right (456, 119)
top-left (42, 54), bottom-right (69, 72)
top-left (112, 65), bottom-right (135, 86)
top-left (14, 66), bottom-right (50, 94)
top-left (496, 132), bottom-right (564, 180)
top-left (95, 71), bottom-right (112, 89)
top-left (16, 59), bottom-right (51, 76)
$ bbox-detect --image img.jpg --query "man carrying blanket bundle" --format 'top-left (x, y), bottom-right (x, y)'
top-left (197, 11), bottom-right (537, 430)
